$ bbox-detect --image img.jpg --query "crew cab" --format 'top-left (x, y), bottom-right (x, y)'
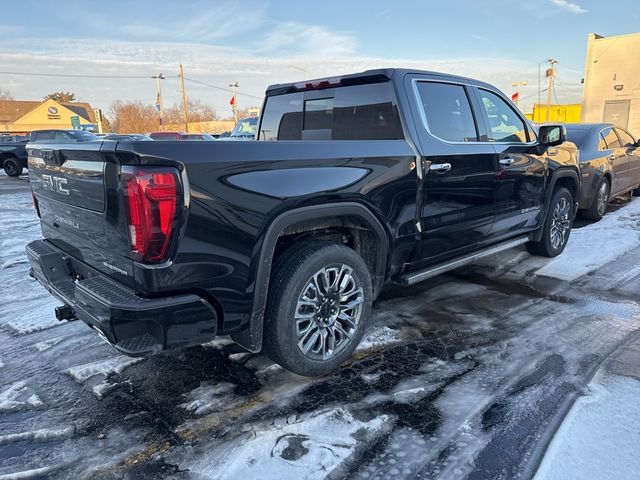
top-left (25, 69), bottom-right (580, 376)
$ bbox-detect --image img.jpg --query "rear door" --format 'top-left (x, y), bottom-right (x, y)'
top-left (28, 141), bottom-right (136, 286)
top-left (614, 128), bottom-right (640, 189)
top-left (600, 127), bottom-right (629, 195)
top-left (472, 87), bottom-right (547, 238)
top-left (408, 76), bottom-right (497, 264)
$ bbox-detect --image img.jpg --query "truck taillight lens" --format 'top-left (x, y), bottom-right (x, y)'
top-left (122, 166), bottom-right (181, 263)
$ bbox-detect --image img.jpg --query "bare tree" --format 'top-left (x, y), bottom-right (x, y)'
top-left (109, 100), bottom-right (160, 133)
top-left (44, 91), bottom-right (77, 103)
top-left (164, 99), bottom-right (217, 125)
top-left (0, 89), bottom-right (14, 100)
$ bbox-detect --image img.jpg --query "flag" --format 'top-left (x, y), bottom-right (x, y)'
top-left (511, 92), bottom-right (519, 102)
top-left (229, 95), bottom-right (236, 106)
top-left (155, 92), bottom-right (161, 112)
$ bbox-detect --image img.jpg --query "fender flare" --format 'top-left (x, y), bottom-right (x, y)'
top-left (231, 202), bottom-right (390, 353)
top-left (532, 168), bottom-right (581, 242)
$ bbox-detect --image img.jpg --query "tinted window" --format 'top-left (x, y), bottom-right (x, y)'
top-left (54, 131), bottom-right (70, 141)
top-left (615, 128), bottom-right (636, 147)
top-left (34, 131), bottom-right (54, 141)
top-left (565, 128), bottom-right (589, 148)
top-left (601, 128), bottom-right (620, 149)
top-left (478, 89), bottom-right (528, 143)
top-left (416, 82), bottom-right (478, 142)
top-left (258, 82), bottom-right (402, 141)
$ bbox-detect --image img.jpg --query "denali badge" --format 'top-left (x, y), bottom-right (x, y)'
top-left (54, 214), bottom-right (79, 229)
top-left (42, 174), bottom-right (70, 195)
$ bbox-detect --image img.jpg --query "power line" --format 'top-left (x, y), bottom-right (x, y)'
top-left (184, 77), bottom-right (263, 100)
top-left (0, 70), bottom-right (154, 79)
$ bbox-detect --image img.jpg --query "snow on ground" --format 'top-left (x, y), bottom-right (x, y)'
top-left (181, 408), bottom-right (394, 479)
top-left (536, 198), bottom-right (640, 281)
top-left (534, 371), bottom-right (640, 480)
top-left (0, 382), bottom-right (43, 412)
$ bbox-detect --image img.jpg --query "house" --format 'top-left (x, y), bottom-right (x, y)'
top-left (0, 99), bottom-right (98, 134)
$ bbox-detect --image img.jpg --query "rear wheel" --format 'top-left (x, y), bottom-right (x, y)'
top-left (264, 242), bottom-right (372, 376)
top-left (3, 158), bottom-right (22, 177)
top-left (526, 187), bottom-right (573, 257)
top-left (582, 177), bottom-right (609, 221)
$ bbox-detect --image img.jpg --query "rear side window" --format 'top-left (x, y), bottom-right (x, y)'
top-left (601, 128), bottom-right (621, 149)
top-left (415, 82), bottom-right (478, 142)
top-left (258, 82), bottom-right (403, 141)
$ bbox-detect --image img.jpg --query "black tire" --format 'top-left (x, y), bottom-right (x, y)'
top-left (526, 187), bottom-right (574, 257)
top-left (632, 186), bottom-right (640, 197)
top-left (3, 158), bottom-right (23, 177)
top-left (264, 241), bottom-right (372, 376)
top-left (581, 177), bottom-right (609, 221)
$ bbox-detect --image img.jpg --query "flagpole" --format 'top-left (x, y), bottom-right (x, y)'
top-left (229, 82), bottom-right (239, 123)
top-left (152, 73), bottom-right (166, 131)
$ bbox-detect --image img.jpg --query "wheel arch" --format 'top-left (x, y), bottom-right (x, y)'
top-left (531, 168), bottom-right (580, 242)
top-left (231, 202), bottom-right (390, 353)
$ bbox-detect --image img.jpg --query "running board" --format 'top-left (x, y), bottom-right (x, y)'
top-left (398, 237), bottom-right (529, 286)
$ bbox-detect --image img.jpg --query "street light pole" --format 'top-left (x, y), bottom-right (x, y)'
top-left (152, 73), bottom-right (166, 131)
top-left (288, 64), bottom-right (309, 79)
top-left (229, 82), bottom-right (239, 123)
top-left (545, 59), bottom-right (558, 122)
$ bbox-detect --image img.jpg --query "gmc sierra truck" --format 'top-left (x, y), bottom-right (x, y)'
top-left (25, 69), bottom-right (580, 376)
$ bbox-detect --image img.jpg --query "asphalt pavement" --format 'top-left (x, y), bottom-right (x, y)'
top-left (1, 171), bottom-right (640, 480)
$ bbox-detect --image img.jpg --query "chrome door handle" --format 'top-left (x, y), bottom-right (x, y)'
top-left (499, 158), bottom-right (516, 166)
top-left (429, 163), bottom-right (452, 173)
top-left (608, 154), bottom-right (616, 162)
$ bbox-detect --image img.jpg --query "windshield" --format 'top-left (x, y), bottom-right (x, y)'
top-left (230, 117), bottom-right (258, 138)
top-left (69, 130), bottom-right (100, 141)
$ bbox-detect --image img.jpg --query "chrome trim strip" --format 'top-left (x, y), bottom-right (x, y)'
top-left (399, 237), bottom-right (529, 285)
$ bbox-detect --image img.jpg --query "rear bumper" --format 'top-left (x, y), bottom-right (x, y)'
top-left (25, 240), bottom-right (218, 356)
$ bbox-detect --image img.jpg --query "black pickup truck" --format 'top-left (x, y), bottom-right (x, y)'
top-left (1, 135), bottom-right (29, 176)
top-left (25, 69), bottom-right (580, 376)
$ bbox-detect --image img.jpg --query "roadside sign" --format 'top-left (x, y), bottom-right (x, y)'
top-left (70, 115), bottom-right (81, 129)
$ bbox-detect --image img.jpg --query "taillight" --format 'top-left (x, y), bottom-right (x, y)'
top-left (121, 166), bottom-right (182, 263)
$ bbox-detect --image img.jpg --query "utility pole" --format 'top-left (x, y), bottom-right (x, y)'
top-left (545, 59), bottom-right (558, 122)
top-left (511, 80), bottom-right (528, 109)
top-left (179, 64), bottom-right (189, 133)
top-left (152, 73), bottom-right (166, 131)
top-left (229, 82), bottom-right (239, 123)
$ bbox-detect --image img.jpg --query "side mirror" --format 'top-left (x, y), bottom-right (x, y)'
top-left (538, 125), bottom-right (566, 147)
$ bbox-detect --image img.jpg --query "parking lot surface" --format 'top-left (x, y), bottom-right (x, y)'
top-left (2, 171), bottom-right (640, 479)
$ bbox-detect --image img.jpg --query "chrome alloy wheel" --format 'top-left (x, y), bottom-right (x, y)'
top-left (294, 264), bottom-right (364, 360)
top-left (596, 181), bottom-right (609, 217)
top-left (550, 196), bottom-right (572, 250)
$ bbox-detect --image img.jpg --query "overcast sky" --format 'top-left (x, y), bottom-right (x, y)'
top-left (1, 0), bottom-right (638, 117)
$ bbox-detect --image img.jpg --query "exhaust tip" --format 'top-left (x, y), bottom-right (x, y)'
top-left (54, 304), bottom-right (76, 321)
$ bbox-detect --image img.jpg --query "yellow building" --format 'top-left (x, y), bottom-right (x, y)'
top-left (525, 103), bottom-right (582, 123)
top-left (0, 99), bottom-right (98, 134)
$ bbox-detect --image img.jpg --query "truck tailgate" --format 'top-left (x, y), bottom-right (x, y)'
top-left (28, 141), bottom-right (136, 287)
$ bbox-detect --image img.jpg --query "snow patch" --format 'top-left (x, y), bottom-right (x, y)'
top-left (535, 372), bottom-right (640, 480)
top-left (0, 426), bottom-right (75, 445)
top-left (180, 382), bottom-right (242, 416)
top-left (185, 408), bottom-right (394, 479)
top-left (65, 356), bottom-right (142, 383)
top-left (0, 381), bottom-right (43, 412)
top-left (357, 326), bottom-right (401, 352)
top-left (536, 198), bottom-right (640, 281)
top-left (33, 336), bottom-right (67, 352)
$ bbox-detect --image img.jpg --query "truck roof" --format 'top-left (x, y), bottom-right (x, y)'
top-left (265, 68), bottom-right (495, 96)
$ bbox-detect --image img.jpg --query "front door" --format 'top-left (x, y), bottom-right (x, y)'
top-left (473, 88), bottom-right (547, 238)
top-left (409, 78), bottom-right (497, 265)
top-left (614, 128), bottom-right (640, 189)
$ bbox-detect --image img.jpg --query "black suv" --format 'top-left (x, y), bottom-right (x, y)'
top-left (25, 69), bottom-right (580, 376)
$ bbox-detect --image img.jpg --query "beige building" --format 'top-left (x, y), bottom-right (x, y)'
top-left (0, 99), bottom-right (98, 134)
top-left (582, 32), bottom-right (640, 135)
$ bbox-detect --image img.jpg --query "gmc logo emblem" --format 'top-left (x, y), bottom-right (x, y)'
top-left (42, 174), bottom-right (70, 196)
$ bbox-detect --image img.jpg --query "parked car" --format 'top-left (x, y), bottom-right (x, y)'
top-left (0, 135), bottom-right (29, 176)
top-left (220, 117), bottom-right (258, 140)
top-left (180, 133), bottom-right (216, 141)
top-left (148, 131), bottom-right (183, 141)
top-left (25, 68), bottom-right (579, 376)
top-left (104, 134), bottom-right (153, 141)
top-left (564, 123), bottom-right (640, 220)
top-left (30, 129), bottom-right (100, 143)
